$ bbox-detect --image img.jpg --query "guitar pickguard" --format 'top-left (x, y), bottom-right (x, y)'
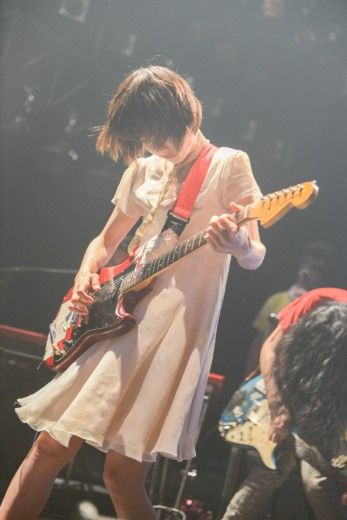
top-left (219, 375), bottom-right (277, 470)
top-left (44, 262), bottom-right (151, 372)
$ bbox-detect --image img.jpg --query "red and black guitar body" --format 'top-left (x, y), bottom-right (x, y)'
top-left (44, 257), bottom-right (151, 373)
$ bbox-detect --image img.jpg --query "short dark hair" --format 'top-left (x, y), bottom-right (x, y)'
top-left (96, 66), bottom-right (202, 164)
top-left (274, 301), bottom-right (347, 457)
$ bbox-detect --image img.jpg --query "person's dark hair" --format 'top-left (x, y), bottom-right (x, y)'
top-left (298, 241), bottom-right (335, 285)
top-left (96, 66), bottom-right (202, 164)
top-left (274, 301), bottom-right (347, 458)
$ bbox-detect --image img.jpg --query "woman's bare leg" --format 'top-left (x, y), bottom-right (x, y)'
top-left (0, 431), bottom-right (84, 520)
top-left (103, 450), bottom-right (156, 520)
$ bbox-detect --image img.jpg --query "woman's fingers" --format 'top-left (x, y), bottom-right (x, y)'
top-left (206, 214), bottom-right (239, 250)
top-left (68, 273), bottom-right (101, 315)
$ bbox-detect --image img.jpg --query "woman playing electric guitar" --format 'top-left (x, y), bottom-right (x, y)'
top-left (0, 65), bottom-right (266, 520)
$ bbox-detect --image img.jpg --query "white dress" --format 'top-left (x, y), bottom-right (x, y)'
top-left (15, 147), bottom-right (262, 462)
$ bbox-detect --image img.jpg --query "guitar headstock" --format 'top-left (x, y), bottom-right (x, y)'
top-left (248, 181), bottom-right (319, 228)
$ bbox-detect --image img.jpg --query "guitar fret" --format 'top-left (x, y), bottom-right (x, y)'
top-left (167, 248), bottom-right (174, 265)
top-left (162, 252), bottom-right (169, 269)
top-left (144, 265), bottom-right (151, 279)
top-left (136, 268), bottom-right (144, 284)
top-left (153, 257), bottom-right (160, 273)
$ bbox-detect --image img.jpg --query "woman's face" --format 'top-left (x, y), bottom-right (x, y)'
top-left (142, 129), bottom-right (198, 164)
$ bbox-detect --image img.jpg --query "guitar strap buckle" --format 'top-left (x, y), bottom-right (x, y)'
top-left (161, 142), bottom-right (218, 238)
top-left (161, 211), bottom-right (190, 237)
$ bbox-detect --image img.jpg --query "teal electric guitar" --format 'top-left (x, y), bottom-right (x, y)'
top-left (219, 375), bottom-right (347, 489)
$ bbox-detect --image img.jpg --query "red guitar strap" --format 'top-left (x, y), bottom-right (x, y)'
top-left (162, 142), bottom-right (218, 236)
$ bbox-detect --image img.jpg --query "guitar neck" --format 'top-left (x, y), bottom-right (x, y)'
top-left (121, 209), bottom-right (248, 293)
top-left (121, 230), bottom-right (206, 293)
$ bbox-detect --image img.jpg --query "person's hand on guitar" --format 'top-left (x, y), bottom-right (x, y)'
top-left (205, 202), bottom-right (265, 270)
top-left (69, 271), bottom-right (101, 317)
top-left (205, 203), bottom-right (250, 255)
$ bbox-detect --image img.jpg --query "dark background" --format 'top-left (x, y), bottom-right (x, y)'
top-left (1, 0), bottom-right (347, 515)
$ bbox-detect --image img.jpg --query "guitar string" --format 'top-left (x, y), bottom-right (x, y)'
top-left (91, 230), bottom-right (207, 301)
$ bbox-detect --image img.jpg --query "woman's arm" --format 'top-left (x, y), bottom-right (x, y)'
top-left (259, 325), bottom-right (291, 442)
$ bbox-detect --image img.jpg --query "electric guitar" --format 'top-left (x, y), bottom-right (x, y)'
top-left (219, 375), bottom-right (277, 468)
top-left (219, 375), bottom-right (347, 487)
top-left (43, 181), bottom-right (318, 373)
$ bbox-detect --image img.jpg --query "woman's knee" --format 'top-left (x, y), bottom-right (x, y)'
top-left (31, 432), bottom-right (82, 467)
top-left (102, 452), bottom-right (150, 496)
top-left (103, 464), bottom-right (123, 495)
top-left (103, 462), bottom-right (134, 496)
